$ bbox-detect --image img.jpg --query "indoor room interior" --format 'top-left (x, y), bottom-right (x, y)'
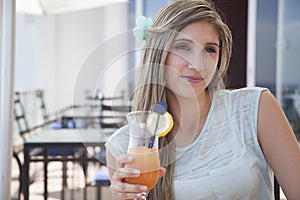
top-left (0, 0), bottom-right (299, 199)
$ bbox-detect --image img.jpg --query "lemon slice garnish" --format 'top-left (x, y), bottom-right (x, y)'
top-left (147, 112), bottom-right (173, 137)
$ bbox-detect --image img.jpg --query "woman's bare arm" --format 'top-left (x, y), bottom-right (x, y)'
top-left (257, 90), bottom-right (300, 200)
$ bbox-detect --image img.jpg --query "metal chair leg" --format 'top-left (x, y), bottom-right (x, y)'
top-left (13, 151), bottom-right (22, 200)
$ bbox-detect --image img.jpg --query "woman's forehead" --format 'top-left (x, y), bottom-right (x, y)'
top-left (173, 21), bottom-right (219, 45)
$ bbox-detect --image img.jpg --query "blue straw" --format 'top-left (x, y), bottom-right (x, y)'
top-left (148, 81), bottom-right (167, 148)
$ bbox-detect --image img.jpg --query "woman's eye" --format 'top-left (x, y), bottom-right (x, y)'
top-left (175, 44), bottom-right (189, 51)
top-left (204, 47), bottom-right (217, 53)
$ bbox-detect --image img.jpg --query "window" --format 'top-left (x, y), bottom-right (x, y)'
top-left (255, 0), bottom-right (300, 138)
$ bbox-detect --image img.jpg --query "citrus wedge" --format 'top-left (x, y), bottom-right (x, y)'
top-left (147, 111), bottom-right (173, 137)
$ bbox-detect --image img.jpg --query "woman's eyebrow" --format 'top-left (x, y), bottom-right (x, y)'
top-left (173, 38), bottom-right (193, 43)
top-left (173, 38), bottom-right (220, 48)
top-left (206, 42), bottom-right (220, 47)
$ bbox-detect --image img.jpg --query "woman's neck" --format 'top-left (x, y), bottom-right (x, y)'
top-left (167, 90), bottom-right (212, 147)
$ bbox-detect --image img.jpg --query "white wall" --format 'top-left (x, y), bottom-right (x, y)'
top-left (15, 3), bottom-right (129, 112)
top-left (15, 14), bottom-right (39, 89)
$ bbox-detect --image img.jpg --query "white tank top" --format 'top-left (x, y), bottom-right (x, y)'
top-left (105, 87), bottom-right (274, 200)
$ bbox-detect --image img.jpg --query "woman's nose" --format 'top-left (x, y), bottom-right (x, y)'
top-left (188, 51), bottom-right (204, 70)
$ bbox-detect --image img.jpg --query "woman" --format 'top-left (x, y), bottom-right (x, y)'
top-left (105, 0), bottom-right (300, 199)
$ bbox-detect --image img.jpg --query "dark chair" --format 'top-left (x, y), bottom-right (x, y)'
top-left (14, 91), bottom-right (31, 136)
top-left (274, 177), bottom-right (280, 200)
top-left (13, 90), bottom-right (80, 199)
top-left (13, 91), bottom-right (44, 199)
top-left (36, 89), bottom-right (50, 123)
top-left (99, 104), bottom-right (130, 129)
top-left (35, 89), bottom-right (71, 129)
top-left (12, 151), bottom-right (23, 200)
top-left (34, 90), bottom-right (86, 194)
top-left (282, 96), bottom-right (300, 138)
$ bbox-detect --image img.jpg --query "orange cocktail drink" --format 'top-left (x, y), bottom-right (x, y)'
top-left (125, 110), bottom-right (173, 195)
top-left (126, 147), bottom-right (160, 190)
top-left (125, 111), bottom-right (161, 192)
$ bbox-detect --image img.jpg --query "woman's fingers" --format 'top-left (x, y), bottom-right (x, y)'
top-left (110, 179), bottom-right (148, 199)
top-left (111, 181), bottom-right (147, 194)
top-left (112, 189), bottom-right (146, 200)
top-left (110, 165), bottom-right (148, 199)
top-left (112, 167), bottom-right (140, 181)
top-left (110, 155), bottom-right (167, 199)
top-left (116, 155), bottom-right (134, 168)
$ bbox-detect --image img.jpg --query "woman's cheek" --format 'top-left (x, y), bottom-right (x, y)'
top-left (164, 67), bottom-right (178, 85)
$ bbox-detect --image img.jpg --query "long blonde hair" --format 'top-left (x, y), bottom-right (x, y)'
top-left (132, 0), bottom-right (232, 199)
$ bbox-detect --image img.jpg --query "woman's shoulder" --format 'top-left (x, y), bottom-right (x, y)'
top-left (214, 87), bottom-right (269, 100)
top-left (223, 87), bottom-right (268, 94)
top-left (212, 87), bottom-right (269, 115)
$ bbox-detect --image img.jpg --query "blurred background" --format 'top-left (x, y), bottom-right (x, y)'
top-left (1, 0), bottom-right (299, 199)
top-left (14, 0), bottom-right (300, 133)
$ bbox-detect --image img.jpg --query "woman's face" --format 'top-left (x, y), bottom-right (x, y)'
top-left (165, 21), bottom-right (220, 99)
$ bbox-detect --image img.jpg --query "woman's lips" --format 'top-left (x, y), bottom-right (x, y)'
top-left (182, 75), bottom-right (204, 83)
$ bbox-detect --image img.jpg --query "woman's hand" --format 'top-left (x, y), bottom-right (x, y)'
top-left (110, 155), bottom-right (147, 199)
top-left (108, 154), bottom-right (166, 200)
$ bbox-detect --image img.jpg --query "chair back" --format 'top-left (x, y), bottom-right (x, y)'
top-left (14, 91), bottom-right (31, 137)
top-left (99, 91), bottom-right (131, 129)
top-left (36, 89), bottom-right (49, 123)
top-left (14, 90), bottom-right (50, 137)
top-left (99, 104), bottom-right (131, 129)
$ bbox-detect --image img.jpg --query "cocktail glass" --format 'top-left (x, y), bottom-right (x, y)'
top-left (125, 111), bottom-right (161, 199)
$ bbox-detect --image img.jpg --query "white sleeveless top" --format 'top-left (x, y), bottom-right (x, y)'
top-left (105, 87), bottom-right (274, 200)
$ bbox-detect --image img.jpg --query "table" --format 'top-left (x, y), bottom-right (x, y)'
top-left (58, 104), bottom-right (130, 129)
top-left (59, 106), bottom-right (101, 128)
top-left (23, 128), bottom-right (114, 200)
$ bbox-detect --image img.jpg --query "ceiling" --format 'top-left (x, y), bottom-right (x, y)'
top-left (16, 0), bottom-right (128, 15)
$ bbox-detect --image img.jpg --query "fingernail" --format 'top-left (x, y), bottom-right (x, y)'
top-left (132, 169), bottom-right (140, 175)
top-left (127, 155), bottom-right (134, 161)
top-left (139, 186), bottom-right (147, 191)
top-left (136, 191), bottom-right (147, 199)
top-left (136, 193), bottom-right (142, 198)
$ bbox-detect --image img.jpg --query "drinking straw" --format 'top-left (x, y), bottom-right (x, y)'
top-left (148, 81), bottom-right (167, 148)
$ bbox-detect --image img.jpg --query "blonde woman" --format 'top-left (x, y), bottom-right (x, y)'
top-left (105, 0), bottom-right (300, 199)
